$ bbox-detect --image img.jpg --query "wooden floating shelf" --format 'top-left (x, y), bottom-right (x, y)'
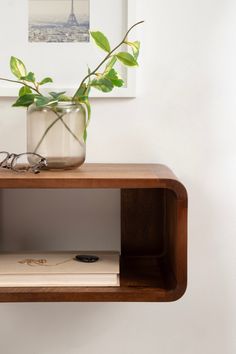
top-left (0, 163), bottom-right (188, 302)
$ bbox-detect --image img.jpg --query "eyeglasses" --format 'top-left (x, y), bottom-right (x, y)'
top-left (0, 152), bottom-right (47, 174)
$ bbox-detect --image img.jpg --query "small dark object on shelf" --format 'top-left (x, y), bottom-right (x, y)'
top-left (75, 255), bottom-right (99, 263)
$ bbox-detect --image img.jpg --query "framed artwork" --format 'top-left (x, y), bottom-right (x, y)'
top-left (0, 0), bottom-right (137, 98)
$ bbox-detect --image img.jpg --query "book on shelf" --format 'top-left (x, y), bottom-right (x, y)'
top-left (0, 251), bottom-right (120, 287)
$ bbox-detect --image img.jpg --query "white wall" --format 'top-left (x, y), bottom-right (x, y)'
top-left (0, 0), bottom-right (236, 353)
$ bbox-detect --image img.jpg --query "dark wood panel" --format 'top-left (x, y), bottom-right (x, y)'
top-left (121, 189), bottom-right (165, 256)
top-left (164, 189), bottom-right (188, 296)
top-left (0, 288), bottom-right (179, 302)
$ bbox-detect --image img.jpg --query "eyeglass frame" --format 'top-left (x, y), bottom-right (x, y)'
top-left (0, 152), bottom-right (47, 174)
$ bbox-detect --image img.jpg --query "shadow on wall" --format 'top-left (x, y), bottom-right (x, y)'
top-left (187, 178), bottom-right (233, 354)
top-left (0, 301), bottom-right (129, 352)
top-left (0, 189), bottom-right (121, 252)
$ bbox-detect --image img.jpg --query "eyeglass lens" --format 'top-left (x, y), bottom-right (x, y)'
top-left (12, 153), bottom-right (46, 171)
top-left (0, 152), bottom-right (9, 166)
top-left (0, 152), bottom-right (47, 173)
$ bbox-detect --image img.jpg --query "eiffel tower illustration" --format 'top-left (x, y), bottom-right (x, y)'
top-left (67, 0), bottom-right (79, 26)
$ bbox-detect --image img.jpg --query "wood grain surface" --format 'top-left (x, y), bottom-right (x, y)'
top-left (0, 164), bottom-right (187, 302)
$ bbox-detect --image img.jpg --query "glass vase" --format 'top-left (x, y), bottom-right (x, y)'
top-left (27, 102), bottom-right (86, 169)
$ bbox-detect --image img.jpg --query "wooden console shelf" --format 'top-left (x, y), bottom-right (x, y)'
top-left (0, 164), bottom-right (187, 302)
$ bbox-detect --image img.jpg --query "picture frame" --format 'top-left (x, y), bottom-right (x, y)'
top-left (0, 0), bottom-right (137, 98)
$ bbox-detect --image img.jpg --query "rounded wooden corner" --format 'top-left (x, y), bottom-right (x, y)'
top-left (165, 179), bottom-right (188, 202)
top-left (152, 164), bottom-right (188, 201)
top-left (166, 283), bottom-right (188, 302)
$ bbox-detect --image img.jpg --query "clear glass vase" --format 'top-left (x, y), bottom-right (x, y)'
top-left (27, 102), bottom-right (86, 169)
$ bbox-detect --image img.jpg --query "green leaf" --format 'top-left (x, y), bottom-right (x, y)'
top-left (74, 84), bottom-right (87, 99)
top-left (77, 95), bottom-right (88, 103)
top-left (86, 67), bottom-right (92, 96)
top-left (19, 86), bottom-right (32, 97)
top-left (10, 56), bottom-right (27, 79)
top-left (58, 95), bottom-right (72, 102)
top-left (35, 96), bottom-right (58, 107)
top-left (49, 91), bottom-right (66, 99)
top-left (83, 99), bottom-right (91, 142)
top-left (105, 69), bottom-right (124, 87)
top-left (90, 31), bottom-right (111, 52)
top-left (116, 52), bottom-right (138, 67)
top-left (84, 99), bottom-right (91, 125)
top-left (105, 56), bottom-right (117, 73)
top-left (20, 72), bottom-right (35, 83)
top-left (12, 94), bottom-right (36, 107)
top-left (91, 78), bottom-right (114, 92)
top-left (125, 41), bottom-right (140, 59)
top-left (83, 128), bottom-right (87, 142)
top-left (39, 77), bottom-right (53, 85)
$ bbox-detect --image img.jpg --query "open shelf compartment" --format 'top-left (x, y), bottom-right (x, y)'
top-left (0, 164), bottom-right (187, 302)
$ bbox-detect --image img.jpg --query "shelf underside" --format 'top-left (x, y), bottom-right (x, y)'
top-left (0, 256), bottom-right (179, 302)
